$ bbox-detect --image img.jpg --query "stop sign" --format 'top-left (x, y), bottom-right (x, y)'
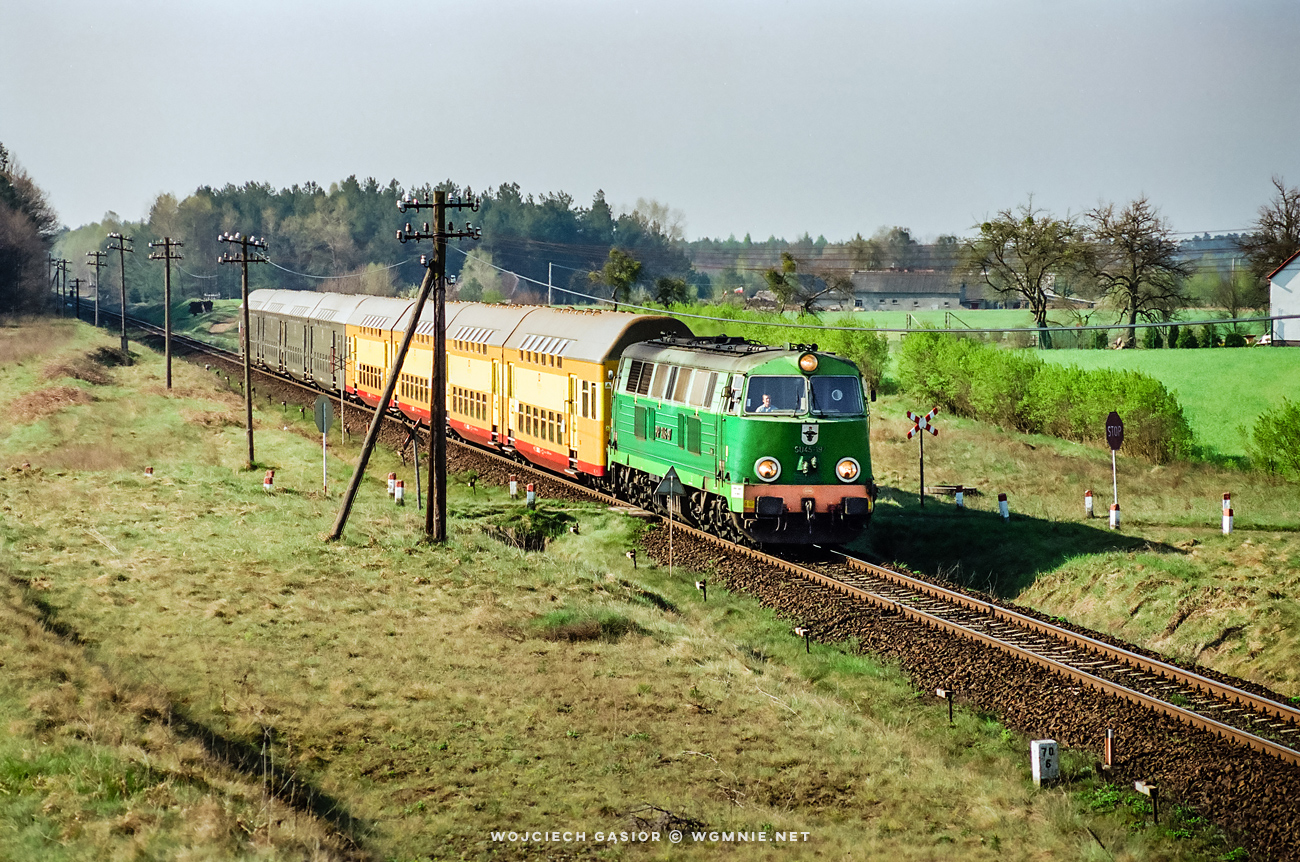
top-left (1105, 411), bottom-right (1124, 451)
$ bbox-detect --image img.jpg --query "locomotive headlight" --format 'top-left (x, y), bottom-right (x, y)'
top-left (835, 457), bottom-right (861, 482)
top-left (754, 456), bottom-right (782, 482)
top-left (798, 353), bottom-right (819, 374)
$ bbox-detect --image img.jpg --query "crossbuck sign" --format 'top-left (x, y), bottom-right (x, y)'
top-left (907, 408), bottom-right (939, 439)
top-left (906, 407), bottom-right (940, 507)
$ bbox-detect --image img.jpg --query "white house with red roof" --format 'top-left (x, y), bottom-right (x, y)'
top-left (1268, 250), bottom-right (1300, 345)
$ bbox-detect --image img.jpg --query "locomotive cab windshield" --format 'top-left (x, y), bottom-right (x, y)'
top-left (743, 374), bottom-right (865, 417)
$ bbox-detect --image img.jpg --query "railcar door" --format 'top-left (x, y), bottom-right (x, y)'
top-left (491, 359), bottom-right (500, 443)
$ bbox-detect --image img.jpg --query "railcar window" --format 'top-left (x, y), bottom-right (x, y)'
top-left (810, 376), bottom-right (865, 416)
top-left (688, 371), bottom-right (717, 408)
top-left (671, 368), bottom-right (693, 403)
top-left (744, 376), bottom-right (808, 414)
top-left (650, 365), bottom-right (675, 400)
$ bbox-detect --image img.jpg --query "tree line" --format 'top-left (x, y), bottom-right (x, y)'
top-left (3, 136), bottom-right (1298, 326)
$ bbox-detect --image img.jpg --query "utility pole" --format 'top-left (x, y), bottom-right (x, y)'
top-left (49, 258), bottom-right (69, 317)
top-left (47, 255), bottom-right (57, 315)
top-left (106, 233), bottom-right (133, 352)
top-left (148, 237), bottom-right (184, 389)
top-left (217, 232), bottom-right (267, 469)
top-left (70, 277), bottom-right (84, 320)
top-left (327, 190), bottom-right (480, 544)
top-left (86, 250), bottom-right (108, 327)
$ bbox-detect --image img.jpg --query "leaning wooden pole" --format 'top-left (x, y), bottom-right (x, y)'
top-left (328, 263), bottom-right (438, 542)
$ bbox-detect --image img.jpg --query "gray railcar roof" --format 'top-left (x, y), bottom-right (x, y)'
top-left (308, 292), bottom-right (369, 324)
top-left (346, 296), bottom-right (417, 331)
top-left (504, 308), bottom-right (691, 363)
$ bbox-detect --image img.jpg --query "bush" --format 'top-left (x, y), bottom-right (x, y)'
top-left (1141, 326), bottom-right (1163, 349)
top-left (1167, 325), bottom-right (1179, 348)
top-left (1247, 398), bottom-right (1300, 477)
top-left (1177, 327), bottom-right (1199, 348)
top-left (900, 331), bottom-right (1193, 462)
top-left (1224, 332), bottom-right (1247, 348)
top-left (1201, 323), bottom-right (1221, 347)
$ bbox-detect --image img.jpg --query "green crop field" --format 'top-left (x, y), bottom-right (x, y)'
top-left (0, 318), bottom-right (1245, 860)
top-left (1035, 347), bottom-right (1300, 461)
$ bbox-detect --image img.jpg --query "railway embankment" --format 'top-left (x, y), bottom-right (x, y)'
top-left (1, 318), bottom-right (1284, 859)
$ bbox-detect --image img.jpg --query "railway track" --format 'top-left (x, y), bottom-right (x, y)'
top-left (102, 308), bottom-right (1300, 858)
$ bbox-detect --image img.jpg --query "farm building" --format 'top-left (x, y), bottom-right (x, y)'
top-left (810, 270), bottom-right (969, 311)
top-left (1268, 251), bottom-right (1300, 345)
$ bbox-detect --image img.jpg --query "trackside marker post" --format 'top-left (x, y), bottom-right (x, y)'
top-left (1085, 489), bottom-right (1093, 518)
top-left (263, 470), bottom-right (274, 492)
top-left (526, 483), bottom-right (536, 510)
top-left (1103, 728), bottom-right (1115, 771)
top-left (955, 489), bottom-right (964, 509)
top-left (1134, 781), bottom-right (1159, 825)
top-left (998, 493), bottom-right (1009, 520)
top-left (1030, 740), bottom-right (1059, 786)
top-left (144, 466), bottom-right (154, 478)
top-left (509, 475), bottom-right (518, 499)
top-left (387, 472), bottom-right (396, 497)
top-left (1110, 503), bottom-right (1120, 530)
top-left (936, 688), bottom-right (954, 725)
top-left (395, 480), bottom-right (405, 506)
top-left (1223, 508), bottom-right (1233, 535)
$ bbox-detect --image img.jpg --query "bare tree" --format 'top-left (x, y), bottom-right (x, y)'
top-left (963, 200), bottom-right (1088, 348)
top-left (1238, 176), bottom-right (1300, 281)
top-left (1088, 197), bottom-right (1191, 347)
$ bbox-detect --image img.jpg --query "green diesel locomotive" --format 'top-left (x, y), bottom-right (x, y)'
top-left (605, 335), bottom-right (876, 545)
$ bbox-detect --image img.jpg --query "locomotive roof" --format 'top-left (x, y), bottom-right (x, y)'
top-left (622, 337), bottom-right (857, 375)
top-left (502, 307), bottom-right (691, 363)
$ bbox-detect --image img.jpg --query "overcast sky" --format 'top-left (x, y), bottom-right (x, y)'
top-left (3, 0), bottom-right (1297, 242)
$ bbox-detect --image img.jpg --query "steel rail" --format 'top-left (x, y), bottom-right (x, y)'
top-left (104, 309), bottom-right (1300, 766)
top-left (834, 553), bottom-right (1300, 727)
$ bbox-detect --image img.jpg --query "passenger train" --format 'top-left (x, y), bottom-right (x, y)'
top-left (245, 289), bottom-right (877, 545)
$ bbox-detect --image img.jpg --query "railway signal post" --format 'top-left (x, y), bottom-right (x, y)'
top-left (907, 408), bottom-right (939, 508)
top-left (106, 233), bottom-right (133, 353)
top-left (327, 191), bottom-right (480, 544)
top-left (148, 237), bottom-right (183, 389)
top-left (217, 232), bottom-right (268, 469)
top-left (86, 250), bottom-right (107, 327)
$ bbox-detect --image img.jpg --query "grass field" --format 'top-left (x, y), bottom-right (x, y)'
top-left (0, 318), bottom-right (1240, 860)
top-left (1035, 347), bottom-right (1300, 462)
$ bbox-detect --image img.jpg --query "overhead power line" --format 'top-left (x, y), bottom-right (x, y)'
top-left (450, 246), bottom-right (1291, 336)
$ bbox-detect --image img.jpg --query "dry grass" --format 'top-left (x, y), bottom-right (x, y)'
top-left (0, 321), bottom-right (1245, 860)
top-left (41, 356), bottom-right (115, 386)
top-left (9, 385), bottom-right (94, 422)
top-left (0, 320), bottom-right (76, 364)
